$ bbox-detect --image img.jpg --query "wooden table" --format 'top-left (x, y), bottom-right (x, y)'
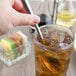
top-left (0, 43), bottom-right (35, 76)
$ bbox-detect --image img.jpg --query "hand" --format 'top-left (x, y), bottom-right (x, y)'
top-left (0, 0), bottom-right (40, 35)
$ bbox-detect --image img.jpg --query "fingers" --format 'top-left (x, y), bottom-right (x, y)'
top-left (10, 0), bottom-right (40, 26)
top-left (13, 0), bottom-right (23, 11)
top-left (9, 0), bottom-right (14, 6)
top-left (12, 11), bottom-right (40, 26)
top-left (0, 21), bottom-right (14, 35)
top-left (12, 0), bottom-right (28, 13)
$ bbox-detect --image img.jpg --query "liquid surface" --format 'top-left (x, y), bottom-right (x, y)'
top-left (34, 26), bottom-right (73, 76)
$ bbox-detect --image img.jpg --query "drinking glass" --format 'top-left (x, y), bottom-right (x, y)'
top-left (33, 25), bottom-right (74, 76)
top-left (57, 0), bottom-right (76, 27)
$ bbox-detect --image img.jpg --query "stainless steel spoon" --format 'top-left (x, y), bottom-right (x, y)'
top-left (22, 0), bottom-right (43, 39)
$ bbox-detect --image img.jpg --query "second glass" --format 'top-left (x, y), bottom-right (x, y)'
top-left (56, 0), bottom-right (76, 28)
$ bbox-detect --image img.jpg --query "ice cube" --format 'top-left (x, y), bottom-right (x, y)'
top-left (50, 31), bottom-right (60, 42)
top-left (42, 28), bottom-right (49, 37)
top-left (59, 33), bottom-right (65, 43)
top-left (59, 43), bottom-right (68, 49)
top-left (63, 34), bottom-right (73, 44)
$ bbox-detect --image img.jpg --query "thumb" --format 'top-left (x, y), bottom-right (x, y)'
top-left (12, 10), bottom-right (40, 26)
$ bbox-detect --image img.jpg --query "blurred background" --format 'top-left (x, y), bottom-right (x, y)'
top-left (28, 0), bottom-right (76, 27)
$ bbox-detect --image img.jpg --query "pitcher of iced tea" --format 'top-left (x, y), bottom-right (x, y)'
top-left (33, 25), bottom-right (74, 76)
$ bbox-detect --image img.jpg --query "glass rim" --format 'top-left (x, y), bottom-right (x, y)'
top-left (34, 24), bottom-right (74, 50)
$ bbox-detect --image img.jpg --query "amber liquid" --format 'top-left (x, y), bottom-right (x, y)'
top-left (34, 27), bottom-right (73, 76)
top-left (35, 44), bottom-right (72, 76)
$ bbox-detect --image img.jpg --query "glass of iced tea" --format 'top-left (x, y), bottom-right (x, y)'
top-left (33, 25), bottom-right (74, 76)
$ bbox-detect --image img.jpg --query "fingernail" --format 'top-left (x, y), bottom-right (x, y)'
top-left (34, 16), bottom-right (40, 23)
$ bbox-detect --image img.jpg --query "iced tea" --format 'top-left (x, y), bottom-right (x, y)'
top-left (34, 25), bottom-right (74, 76)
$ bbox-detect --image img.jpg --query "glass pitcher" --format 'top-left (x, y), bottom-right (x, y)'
top-left (56, 0), bottom-right (76, 28)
